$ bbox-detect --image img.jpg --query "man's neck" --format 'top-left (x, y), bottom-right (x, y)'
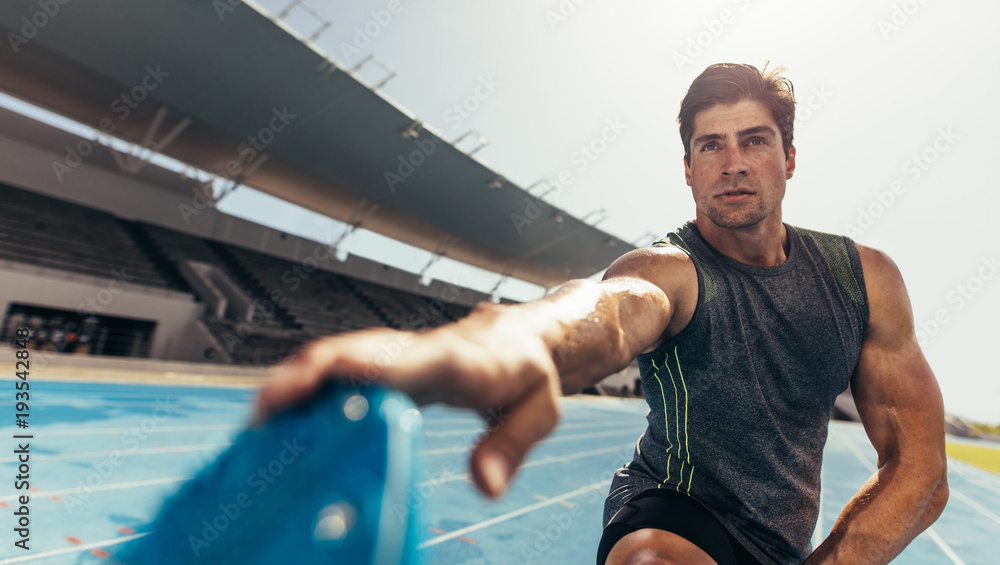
top-left (694, 214), bottom-right (789, 267)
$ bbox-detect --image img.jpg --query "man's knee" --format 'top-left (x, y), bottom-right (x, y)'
top-left (605, 529), bottom-right (718, 565)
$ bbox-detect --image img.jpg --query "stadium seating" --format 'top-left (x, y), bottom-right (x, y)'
top-left (0, 183), bottom-right (473, 366)
top-left (0, 183), bottom-right (171, 289)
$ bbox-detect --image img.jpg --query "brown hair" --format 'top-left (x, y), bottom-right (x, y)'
top-left (678, 63), bottom-right (795, 164)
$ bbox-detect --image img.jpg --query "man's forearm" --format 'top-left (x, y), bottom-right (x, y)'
top-left (450, 278), bottom-right (669, 394)
top-left (805, 460), bottom-right (948, 564)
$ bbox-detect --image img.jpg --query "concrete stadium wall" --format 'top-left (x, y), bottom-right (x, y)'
top-left (0, 259), bottom-right (202, 361)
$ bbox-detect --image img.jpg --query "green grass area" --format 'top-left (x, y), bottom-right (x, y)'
top-left (946, 442), bottom-right (1000, 475)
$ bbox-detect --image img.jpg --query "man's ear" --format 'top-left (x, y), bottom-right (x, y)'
top-left (684, 156), bottom-right (692, 187)
top-left (785, 146), bottom-right (796, 180)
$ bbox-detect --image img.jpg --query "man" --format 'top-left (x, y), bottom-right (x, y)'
top-left (255, 63), bottom-right (948, 564)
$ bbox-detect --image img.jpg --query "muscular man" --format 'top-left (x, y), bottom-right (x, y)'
top-left (255, 63), bottom-right (948, 564)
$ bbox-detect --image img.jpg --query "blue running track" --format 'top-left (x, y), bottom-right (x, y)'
top-left (1, 380), bottom-right (997, 564)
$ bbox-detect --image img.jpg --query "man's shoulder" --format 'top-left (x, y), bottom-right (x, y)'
top-left (604, 242), bottom-right (696, 281)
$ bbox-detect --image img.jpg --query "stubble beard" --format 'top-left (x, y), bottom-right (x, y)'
top-left (700, 179), bottom-right (774, 230)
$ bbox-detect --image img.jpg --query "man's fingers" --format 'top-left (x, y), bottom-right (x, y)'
top-left (469, 380), bottom-right (560, 497)
top-left (252, 362), bottom-right (326, 426)
top-left (252, 330), bottom-right (441, 424)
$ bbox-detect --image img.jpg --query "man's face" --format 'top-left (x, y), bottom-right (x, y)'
top-left (684, 100), bottom-right (795, 230)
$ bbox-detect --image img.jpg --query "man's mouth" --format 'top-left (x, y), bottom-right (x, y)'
top-left (716, 189), bottom-right (754, 202)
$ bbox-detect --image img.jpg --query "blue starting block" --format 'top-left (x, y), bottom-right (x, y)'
top-left (115, 383), bottom-right (422, 564)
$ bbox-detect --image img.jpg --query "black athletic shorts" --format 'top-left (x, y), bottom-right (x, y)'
top-left (596, 489), bottom-right (764, 565)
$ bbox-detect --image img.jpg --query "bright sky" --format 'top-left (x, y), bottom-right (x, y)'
top-left (6, 1), bottom-right (998, 421)
top-left (237, 0), bottom-right (999, 422)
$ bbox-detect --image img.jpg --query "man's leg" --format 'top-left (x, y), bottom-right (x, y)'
top-left (606, 529), bottom-right (718, 565)
top-left (596, 490), bottom-right (740, 565)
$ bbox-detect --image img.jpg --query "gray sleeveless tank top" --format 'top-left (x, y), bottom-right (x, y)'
top-left (603, 221), bottom-right (868, 564)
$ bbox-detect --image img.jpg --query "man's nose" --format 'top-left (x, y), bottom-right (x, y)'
top-left (721, 146), bottom-right (748, 176)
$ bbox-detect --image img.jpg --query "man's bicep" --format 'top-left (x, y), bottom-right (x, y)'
top-left (852, 246), bottom-right (946, 469)
top-left (600, 247), bottom-right (698, 355)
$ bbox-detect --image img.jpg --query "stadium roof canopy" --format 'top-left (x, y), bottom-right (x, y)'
top-left (0, 0), bottom-right (634, 288)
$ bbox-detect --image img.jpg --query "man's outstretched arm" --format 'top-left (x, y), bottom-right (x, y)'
top-left (254, 247), bottom-right (694, 497)
top-left (806, 246), bottom-right (948, 564)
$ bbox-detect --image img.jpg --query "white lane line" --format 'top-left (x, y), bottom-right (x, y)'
top-left (417, 480), bottom-right (610, 549)
top-left (836, 431), bottom-right (965, 565)
top-left (948, 459), bottom-right (1000, 497)
top-left (0, 477), bottom-right (186, 502)
top-left (949, 489), bottom-right (1000, 527)
top-left (415, 443), bottom-right (634, 489)
top-left (837, 430), bottom-right (876, 474)
top-left (0, 533), bottom-right (146, 563)
top-left (419, 428), bottom-right (639, 457)
top-left (925, 528), bottom-right (967, 565)
top-left (0, 443), bottom-right (231, 463)
top-left (0, 424), bottom-right (239, 437)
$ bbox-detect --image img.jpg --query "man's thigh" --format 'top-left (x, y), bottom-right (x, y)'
top-left (597, 489), bottom-right (757, 565)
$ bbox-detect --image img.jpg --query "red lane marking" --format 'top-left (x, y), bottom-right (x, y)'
top-left (30, 487), bottom-right (41, 492)
top-left (118, 526), bottom-right (135, 535)
top-left (90, 548), bottom-right (111, 558)
top-left (429, 527), bottom-right (445, 534)
top-left (66, 536), bottom-right (82, 545)
top-left (459, 536), bottom-right (477, 545)
top-left (50, 495), bottom-right (62, 502)
top-left (0, 501), bottom-right (8, 508)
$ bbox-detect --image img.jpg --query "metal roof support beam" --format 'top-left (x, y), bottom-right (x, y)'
top-left (489, 260), bottom-right (521, 303)
top-left (350, 55), bottom-right (397, 90)
top-left (400, 120), bottom-right (424, 141)
top-left (329, 198), bottom-right (380, 260)
top-left (275, 0), bottom-right (332, 42)
top-left (419, 234), bottom-right (460, 285)
top-left (108, 106), bottom-right (191, 175)
top-left (581, 208), bottom-right (608, 227)
top-left (631, 231), bottom-right (659, 247)
top-left (453, 131), bottom-right (489, 156)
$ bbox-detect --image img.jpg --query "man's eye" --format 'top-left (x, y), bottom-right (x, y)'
top-left (747, 138), bottom-right (766, 146)
top-left (701, 142), bottom-right (718, 151)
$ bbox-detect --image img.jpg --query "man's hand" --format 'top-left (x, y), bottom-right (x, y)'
top-left (253, 309), bottom-right (562, 498)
